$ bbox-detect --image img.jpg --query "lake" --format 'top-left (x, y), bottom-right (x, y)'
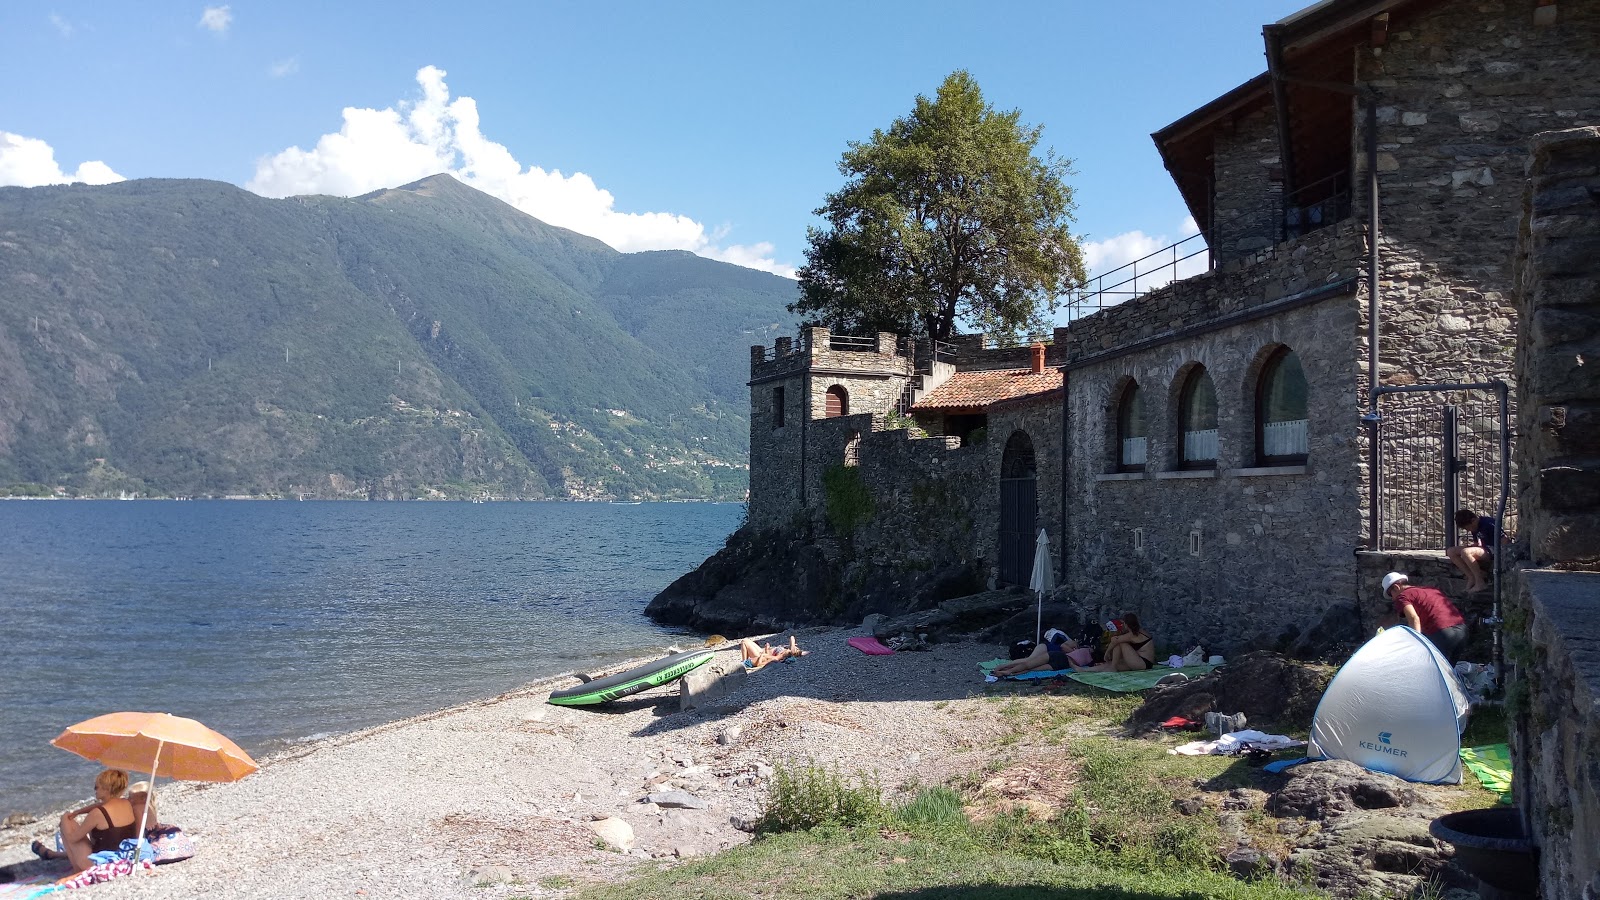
top-left (0, 500), bottom-right (740, 817)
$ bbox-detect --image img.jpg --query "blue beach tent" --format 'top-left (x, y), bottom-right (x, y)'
top-left (1307, 626), bottom-right (1470, 784)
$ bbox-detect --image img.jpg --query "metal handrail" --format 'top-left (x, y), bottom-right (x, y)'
top-left (1065, 168), bottom-right (1354, 322)
top-left (828, 334), bottom-right (878, 352)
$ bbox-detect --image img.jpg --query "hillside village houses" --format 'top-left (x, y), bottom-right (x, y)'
top-left (745, 0), bottom-right (1598, 894)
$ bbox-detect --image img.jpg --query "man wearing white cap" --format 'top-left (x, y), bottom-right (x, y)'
top-left (1382, 572), bottom-right (1468, 662)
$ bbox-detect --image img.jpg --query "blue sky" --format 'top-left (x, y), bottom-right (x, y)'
top-left (2, 1), bottom-right (1308, 286)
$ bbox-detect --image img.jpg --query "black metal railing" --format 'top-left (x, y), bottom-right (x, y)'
top-left (827, 333), bottom-right (879, 352)
top-left (1373, 391), bottom-right (1515, 551)
top-left (1063, 169), bottom-right (1354, 323)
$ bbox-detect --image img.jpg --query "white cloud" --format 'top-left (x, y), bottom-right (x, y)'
top-left (0, 131), bottom-right (124, 187)
top-left (198, 5), bottom-right (231, 33)
top-left (268, 58), bottom-right (299, 78)
top-left (49, 13), bottom-right (74, 37)
top-left (246, 66), bottom-right (796, 276)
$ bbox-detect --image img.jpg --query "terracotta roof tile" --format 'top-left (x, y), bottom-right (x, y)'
top-left (911, 367), bottom-right (1063, 412)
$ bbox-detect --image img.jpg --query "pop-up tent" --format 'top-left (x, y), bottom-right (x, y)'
top-left (1308, 626), bottom-right (1469, 784)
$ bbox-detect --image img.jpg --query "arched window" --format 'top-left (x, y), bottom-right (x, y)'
top-left (843, 431), bottom-right (861, 467)
top-left (1257, 348), bottom-right (1309, 464)
top-left (1001, 431), bottom-right (1037, 478)
top-left (1116, 381), bottom-right (1147, 471)
top-left (824, 385), bottom-right (848, 418)
top-left (1179, 366), bottom-right (1218, 468)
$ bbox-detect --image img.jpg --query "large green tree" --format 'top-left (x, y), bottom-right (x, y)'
top-left (794, 71), bottom-right (1086, 343)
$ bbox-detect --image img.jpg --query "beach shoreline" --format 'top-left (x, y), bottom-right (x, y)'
top-left (0, 625), bottom-right (1008, 899)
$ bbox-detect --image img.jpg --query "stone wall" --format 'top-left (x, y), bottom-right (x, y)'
top-left (1355, 0), bottom-right (1600, 389)
top-left (1212, 105), bottom-right (1284, 263)
top-left (1063, 276), bottom-right (1364, 656)
top-left (1509, 125), bottom-right (1600, 900)
top-left (1062, 221), bottom-right (1366, 362)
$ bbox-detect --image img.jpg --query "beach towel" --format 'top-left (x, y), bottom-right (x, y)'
top-left (978, 659), bottom-right (1217, 690)
top-left (1460, 743), bottom-right (1513, 804)
top-left (1066, 665), bottom-right (1217, 692)
top-left (0, 873), bottom-right (54, 899)
top-left (847, 636), bottom-right (894, 656)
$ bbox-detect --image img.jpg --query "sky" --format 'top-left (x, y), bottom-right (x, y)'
top-left (1, 1), bottom-right (1311, 315)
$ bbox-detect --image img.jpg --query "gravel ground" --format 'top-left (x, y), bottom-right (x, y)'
top-left (0, 626), bottom-right (1010, 899)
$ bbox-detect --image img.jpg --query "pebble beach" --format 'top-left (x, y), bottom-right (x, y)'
top-left (0, 627), bottom-right (1009, 899)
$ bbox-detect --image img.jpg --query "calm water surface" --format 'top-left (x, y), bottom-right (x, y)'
top-left (0, 500), bottom-right (740, 817)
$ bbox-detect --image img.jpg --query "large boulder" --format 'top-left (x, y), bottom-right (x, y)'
top-left (1265, 760), bottom-right (1420, 820)
top-left (870, 590), bottom-right (1031, 643)
top-left (645, 524), bottom-right (984, 635)
top-left (1127, 651), bottom-right (1331, 731)
top-left (1286, 808), bottom-right (1458, 898)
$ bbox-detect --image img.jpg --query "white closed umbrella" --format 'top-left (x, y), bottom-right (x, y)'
top-left (1029, 527), bottom-right (1055, 644)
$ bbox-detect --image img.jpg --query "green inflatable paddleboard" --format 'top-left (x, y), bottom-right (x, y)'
top-left (547, 648), bottom-right (715, 706)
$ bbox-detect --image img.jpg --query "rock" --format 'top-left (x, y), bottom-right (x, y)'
top-left (1175, 796), bottom-right (1206, 816)
top-left (1226, 847), bottom-right (1269, 878)
top-left (680, 666), bottom-right (748, 712)
top-left (860, 613), bottom-right (887, 632)
top-left (470, 864), bottom-right (516, 884)
top-left (1223, 788), bottom-right (1269, 811)
top-left (718, 725), bottom-right (742, 746)
top-left (1265, 760), bottom-right (1420, 820)
top-left (730, 815), bottom-right (758, 832)
top-left (1288, 808), bottom-right (1453, 898)
top-left (673, 845), bottom-right (702, 858)
top-left (587, 817), bottom-right (635, 851)
top-left (646, 791), bottom-right (708, 810)
top-left (873, 590), bottom-right (1030, 642)
top-left (1128, 652), bottom-right (1331, 732)
top-left (2, 813), bottom-right (31, 828)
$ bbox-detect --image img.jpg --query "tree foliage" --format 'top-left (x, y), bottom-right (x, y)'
top-left (794, 71), bottom-right (1087, 343)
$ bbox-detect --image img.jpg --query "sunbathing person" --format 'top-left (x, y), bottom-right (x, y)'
top-left (32, 768), bottom-right (156, 873)
top-left (994, 629), bottom-right (1091, 677)
top-left (741, 636), bottom-right (807, 671)
top-left (1070, 614), bottom-right (1157, 672)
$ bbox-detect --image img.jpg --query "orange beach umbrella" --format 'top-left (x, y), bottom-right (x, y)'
top-left (52, 712), bottom-right (258, 783)
top-left (52, 712), bottom-right (258, 868)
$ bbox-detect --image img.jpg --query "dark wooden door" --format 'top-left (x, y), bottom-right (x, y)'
top-left (999, 475), bottom-right (1037, 586)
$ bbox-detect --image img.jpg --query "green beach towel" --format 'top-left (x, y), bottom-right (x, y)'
top-left (1460, 743), bottom-right (1513, 804)
top-left (979, 659), bottom-right (1217, 692)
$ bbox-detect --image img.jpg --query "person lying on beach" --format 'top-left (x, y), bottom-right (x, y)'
top-left (741, 636), bottom-right (808, 671)
top-left (1070, 614), bottom-right (1157, 672)
top-left (32, 768), bottom-right (157, 873)
top-left (993, 629), bottom-right (1092, 677)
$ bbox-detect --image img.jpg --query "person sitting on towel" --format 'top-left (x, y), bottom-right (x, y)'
top-left (741, 636), bottom-right (807, 671)
top-left (1070, 614), bottom-right (1156, 672)
top-left (1383, 572), bottom-right (1468, 662)
top-left (994, 628), bottom-right (1092, 676)
top-left (32, 768), bottom-right (157, 873)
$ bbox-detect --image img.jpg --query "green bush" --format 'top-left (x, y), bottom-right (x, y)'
top-left (821, 465), bottom-right (874, 533)
top-left (755, 762), bottom-right (885, 834)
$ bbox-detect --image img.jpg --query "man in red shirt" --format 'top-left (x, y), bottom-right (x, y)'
top-left (1383, 572), bottom-right (1468, 662)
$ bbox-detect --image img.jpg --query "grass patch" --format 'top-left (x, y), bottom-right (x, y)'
top-left (1461, 702), bottom-right (1508, 747)
top-left (572, 825), bottom-right (1321, 900)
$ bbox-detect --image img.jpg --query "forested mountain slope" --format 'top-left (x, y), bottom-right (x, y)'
top-left (0, 175), bottom-right (795, 499)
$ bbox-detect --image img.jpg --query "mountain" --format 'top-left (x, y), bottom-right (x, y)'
top-left (0, 175), bottom-right (796, 499)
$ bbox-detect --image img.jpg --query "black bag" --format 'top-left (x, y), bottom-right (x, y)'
top-left (1009, 639), bottom-right (1037, 660)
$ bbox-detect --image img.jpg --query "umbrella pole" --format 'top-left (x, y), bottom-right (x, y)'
top-left (1035, 592), bottom-right (1043, 645)
top-left (132, 739), bottom-right (164, 872)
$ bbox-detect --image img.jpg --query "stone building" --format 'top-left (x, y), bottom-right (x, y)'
top-left (735, 0), bottom-right (1595, 652)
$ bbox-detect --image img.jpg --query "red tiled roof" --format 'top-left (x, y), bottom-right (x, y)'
top-left (911, 367), bottom-right (1063, 412)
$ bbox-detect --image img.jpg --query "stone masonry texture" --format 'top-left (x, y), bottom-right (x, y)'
top-left (1509, 125), bottom-right (1600, 900)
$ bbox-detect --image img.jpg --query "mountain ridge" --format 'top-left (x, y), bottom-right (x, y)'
top-left (0, 175), bottom-right (795, 499)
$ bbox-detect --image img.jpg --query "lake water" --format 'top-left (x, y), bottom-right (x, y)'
top-left (0, 500), bottom-right (740, 818)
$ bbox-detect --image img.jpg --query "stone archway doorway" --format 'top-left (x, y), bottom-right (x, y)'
top-left (999, 431), bottom-right (1037, 587)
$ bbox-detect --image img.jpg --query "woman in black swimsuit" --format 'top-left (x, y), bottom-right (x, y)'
top-left (1069, 614), bottom-right (1157, 672)
top-left (31, 768), bottom-right (156, 873)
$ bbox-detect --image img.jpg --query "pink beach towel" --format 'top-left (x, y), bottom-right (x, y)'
top-left (847, 636), bottom-right (894, 655)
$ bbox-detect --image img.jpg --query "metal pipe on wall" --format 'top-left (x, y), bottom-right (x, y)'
top-left (1365, 95), bottom-right (1383, 550)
